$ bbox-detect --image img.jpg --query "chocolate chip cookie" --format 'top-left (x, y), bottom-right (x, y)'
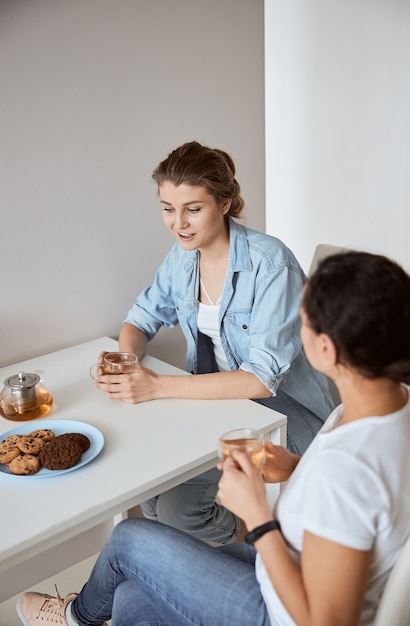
top-left (8, 453), bottom-right (41, 475)
top-left (17, 436), bottom-right (45, 456)
top-left (0, 443), bottom-right (20, 464)
top-left (29, 428), bottom-right (55, 442)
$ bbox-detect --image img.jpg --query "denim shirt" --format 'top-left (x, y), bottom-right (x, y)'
top-left (124, 218), bottom-right (334, 426)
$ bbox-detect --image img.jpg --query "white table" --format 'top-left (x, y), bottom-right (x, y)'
top-left (0, 337), bottom-right (286, 599)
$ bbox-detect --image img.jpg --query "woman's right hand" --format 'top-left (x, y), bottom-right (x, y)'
top-left (217, 452), bottom-right (272, 530)
top-left (262, 442), bottom-right (300, 483)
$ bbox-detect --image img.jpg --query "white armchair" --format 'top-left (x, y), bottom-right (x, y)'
top-left (374, 532), bottom-right (410, 625)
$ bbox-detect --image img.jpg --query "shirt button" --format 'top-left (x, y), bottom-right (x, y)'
top-left (242, 324), bottom-right (248, 330)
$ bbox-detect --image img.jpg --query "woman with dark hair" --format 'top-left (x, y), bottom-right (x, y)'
top-left (93, 141), bottom-right (333, 544)
top-left (17, 251), bottom-right (410, 626)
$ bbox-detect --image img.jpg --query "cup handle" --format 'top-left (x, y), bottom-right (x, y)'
top-left (90, 363), bottom-right (104, 381)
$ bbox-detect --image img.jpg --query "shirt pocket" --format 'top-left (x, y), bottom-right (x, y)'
top-left (174, 294), bottom-right (197, 335)
top-left (223, 308), bottom-right (252, 357)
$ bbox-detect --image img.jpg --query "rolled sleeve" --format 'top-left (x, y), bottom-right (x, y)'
top-left (238, 261), bottom-right (305, 395)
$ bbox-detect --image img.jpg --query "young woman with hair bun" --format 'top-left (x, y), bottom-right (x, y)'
top-left (93, 141), bottom-right (334, 544)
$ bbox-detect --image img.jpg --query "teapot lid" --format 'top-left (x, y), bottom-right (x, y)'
top-left (4, 371), bottom-right (40, 390)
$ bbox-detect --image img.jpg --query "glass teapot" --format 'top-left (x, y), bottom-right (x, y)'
top-left (0, 370), bottom-right (53, 421)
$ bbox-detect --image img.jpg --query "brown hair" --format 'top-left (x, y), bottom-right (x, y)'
top-left (152, 141), bottom-right (245, 218)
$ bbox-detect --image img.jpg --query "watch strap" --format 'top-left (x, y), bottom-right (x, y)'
top-left (245, 520), bottom-right (281, 544)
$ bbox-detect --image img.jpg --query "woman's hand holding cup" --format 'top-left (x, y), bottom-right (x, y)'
top-left (90, 352), bottom-right (138, 381)
top-left (217, 428), bottom-right (265, 470)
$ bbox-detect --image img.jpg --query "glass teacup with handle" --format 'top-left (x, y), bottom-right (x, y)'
top-left (90, 352), bottom-right (138, 381)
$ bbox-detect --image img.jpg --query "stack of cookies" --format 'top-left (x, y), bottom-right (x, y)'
top-left (0, 428), bottom-right (90, 475)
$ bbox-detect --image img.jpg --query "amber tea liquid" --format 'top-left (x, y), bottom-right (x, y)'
top-left (0, 388), bottom-right (53, 422)
top-left (104, 353), bottom-right (136, 374)
top-left (221, 437), bottom-right (265, 469)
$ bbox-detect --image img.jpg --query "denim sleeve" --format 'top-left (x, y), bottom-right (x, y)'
top-left (238, 261), bottom-right (305, 394)
top-left (123, 251), bottom-right (180, 341)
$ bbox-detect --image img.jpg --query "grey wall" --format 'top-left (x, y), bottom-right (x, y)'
top-left (0, 0), bottom-right (265, 368)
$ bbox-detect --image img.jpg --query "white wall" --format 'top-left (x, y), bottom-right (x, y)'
top-left (265, 0), bottom-right (410, 274)
top-left (0, 0), bottom-right (265, 368)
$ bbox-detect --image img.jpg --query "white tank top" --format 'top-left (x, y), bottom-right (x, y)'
top-left (197, 302), bottom-right (230, 372)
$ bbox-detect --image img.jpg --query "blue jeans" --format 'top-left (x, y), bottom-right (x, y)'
top-left (140, 467), bottom-right (241, 544)
top-left (71, 518), bottom-right (271, 626)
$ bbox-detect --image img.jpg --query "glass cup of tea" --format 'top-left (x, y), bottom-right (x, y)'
top-left (90, 352), bottom-right (138, 381)
top-left (218, 428), bottom-right (266, 470)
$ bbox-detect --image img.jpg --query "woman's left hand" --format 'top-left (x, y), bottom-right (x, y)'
top-left (217, 452), bottom-right (272, 529)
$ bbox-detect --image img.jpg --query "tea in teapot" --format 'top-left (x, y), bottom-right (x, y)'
top-left (0, 370), bottom-right (53, 421)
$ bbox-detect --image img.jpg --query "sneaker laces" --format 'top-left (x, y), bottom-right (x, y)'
top-left (35, 585), bottom-right (78, 623)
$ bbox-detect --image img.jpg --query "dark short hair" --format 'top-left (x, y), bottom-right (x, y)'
top-left (302, 251), bottom-right (410, 383)
top-left (152, 141), bottom-right (245, 218)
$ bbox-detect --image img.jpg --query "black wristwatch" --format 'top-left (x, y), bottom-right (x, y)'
top-left (245, 520), bottom-right (281, 544)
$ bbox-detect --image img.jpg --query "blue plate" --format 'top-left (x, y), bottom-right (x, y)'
top-left (0, 419), bottom-right (104, 478)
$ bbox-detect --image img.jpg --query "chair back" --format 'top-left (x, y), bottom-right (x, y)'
top-left (308, 243), bottom-right (349, 276)
top-left (374, 533), bottom-right (410, 625)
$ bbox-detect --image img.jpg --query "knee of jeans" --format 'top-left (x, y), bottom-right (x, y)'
top-left (104, 518), bottom-right (140, 558)
top-left (154, 486), bottom-right (219, 533)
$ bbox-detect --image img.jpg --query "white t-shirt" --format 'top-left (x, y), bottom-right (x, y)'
top-left (256, 387), bottom-right (410, 626)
